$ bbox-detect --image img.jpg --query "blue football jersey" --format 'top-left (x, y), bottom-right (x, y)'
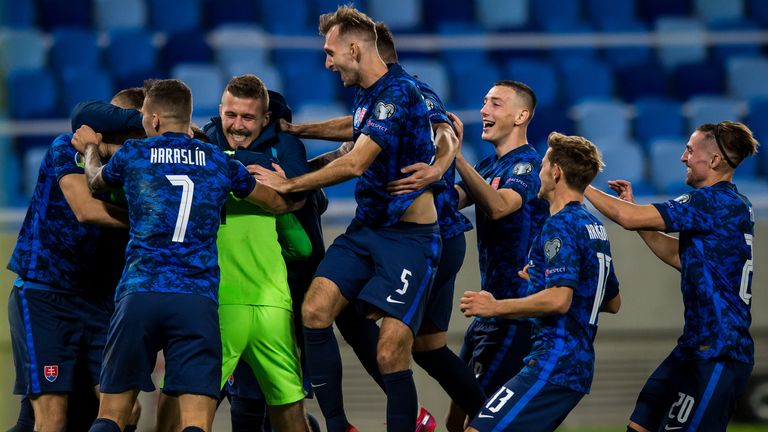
top-left (652, 182), bottom-right (754, 364)
top-left (457, 145), bottom-right (549, 302)
top-left (522, 202), bottom-right (619, 394)
top-left (101, 132), bottom-right (256, 302)
top-left (8, 134), bottom-right (119, 293)
top-left (415, 78), bottom-right (472, 240)
top-left (351, 64), bottom-right (438, 227)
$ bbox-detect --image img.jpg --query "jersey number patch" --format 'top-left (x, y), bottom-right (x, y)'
top-left (740, 234), bottom-right (753, 305)
top-left (589, 252), bottom-right (612, 325)
top-left (166, 175), bottom-right (194, 243)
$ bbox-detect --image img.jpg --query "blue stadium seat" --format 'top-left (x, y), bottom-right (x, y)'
top-left (38, 0), bottom-right (90, 29)
top-left (649, 138), bottom-right (689, 195)
top-left (258, 0), bottom-right (310, 34)
top-left (203, 0), bottom-right (258, 27)
top-left (161, 29), bottom-right (213, 71)
top-left (655, 17), bottom-right (707, 70)
top-left (746, 97), bottom-right (768, 175)
top-left (559, 59), bottom-right (614, 104)
top-left (295, 101), bottom-right (350, 199)
top-left (0, 29), bottom-right (47, 73)
top-left (310, 0), bottom-right (347, 16)
top-left (223, 62), bottom-right (284, 94)
top-left (638, 0), bottom-right (689, 22)
top-left (543, 20), bottom-right (596, 66)
top-left (105, 28), bottom-right (158, 88)
top-left (732, 151), bottom-right (758, 179)
top-left (449, 60), bottom-right (500, 109)
top-left (367, 0), bottom-right (422, 31)
top-left (211, 24), bottom-right (270, 70)
top-left (275, 50), bottom-right (337, 109)
top-left (709, 19), bottom-right (761, 62)
top-left (475, 0), bottom-right (528, 30)
top-left (422, 0), bottom-right (475, 30)
top-left (531, 0), bottom-right (581, 28)
top-left (633, 97), bottom-right (685, 147)
top-left (733, 179), bottom-right (768, 194)
top-left (171, 63), bottom-right (225, 118)
top-left (528, 106), bottom-right (574, 144)
top-left (747, 0), bottom-right (768, 26)
top-left (686, 96), bottom-right (743, 130)
top-left (149, 0), bottom-right (202, 34)
top-left (727, 57), bottom-right (768, 100)
top-left (437, 22), bottom-right (490, 74)
top-left (673, 61), bottom-right (725, 100)
top-left (93, 0), bottom-right (147, 30)
top-left (50, 28), bottom-right (100, 74)
top-left (594, 141), bottom-right (645, 187)
top-left (572, 100), bottom-right (630, 143)
top-left (506, 59), bottom-right (559, 108)
top-left (585, 0), bottom-right (636, 28)
top-left (598, 20), bottom-right (651, 68)
top-left (59, 68), bottom-right (114, 115)
top-left (7, 69), bottom-right (58, 119)
top-left (694, 0), bottom-right (744, 22)
top-left (400, 59), bottom-right (450, 104)
top-left (1, 0), bottom-right (36, 28)
top-left (615, 62), bottom-right (668, 102)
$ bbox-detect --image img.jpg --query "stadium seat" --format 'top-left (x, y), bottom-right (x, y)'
top-left (149, 0), bottom-right (202, 34)
top-left (24, 146), bottom-right (50, 196)
top-left (673, 61), bottom-right (725, 100)
top-left (258, 0), bottom-right (310, 34)
top-left (38, 0), bottom-right (90, 29)
top-left (275, 50), bottom-right (337, 109)
top-left (161, 30), bottom-right (213, 71)
top-left (171, 63), bottom-right (225, 118)
top-left (422, 0), bottom-right (475, 30)
top-left (615, 62), bottom-right (668, 102)
top-left (437, 22), bottom-right (490, 74)
top-left (93, 0), bottom-right (147, 30)
top-left (686, 96), bottom-right (744, 130)
top-left (747, 0), bottom-right (768, 26)
top-left (475, 0), bottom-right (528, 30)
top-left (310, 0), bottom-right (347, 16)
top-left (585, 0), bottom-right (636, 28)
top-left (7, 69), bottom-right (58, 119)
top-left (506, 59), bottom-right (559, 108)
top-left (105, 28), bottom-right (158, 88)
top-left (648, 138), bottom-right (689, 195)
top-left (633, 97), bottom-right (685, 147)
top-left (694, 0), bottom-right (744, 22)
top-left (528, 106), bottom-right (574, 145)
top-left (732, 151), bottom-right (759, 179)
top-left (638, 0), bottom-right (690, 22)
top-left (224, 62), bottom-right (284, 94)
top-left (746, 97), bottom-right (768, 175)
top-left (367, 0), bottom-right (422, 31)
top-left (203, 0), bottom-right (258, 27)
top-left (449, 60), bottom-right (501, 110)
top-left (0, 29), bottom-right (47, 73)
top-left (572, 100), bottom-right (630, 143)
top-left (709, 19), bottom-right (761, 62)
top-left (543, 20), bottom-right (596, 66)
top-left (50, 28), bottom-right (101, 74)
top-left (598, 20), bottom-right (652, 69)
top-left (531, 0), bottom-right (581, 28)
top-left (400, 59), bottom-right (450, 104)
top-left (210, 24), bottom-right (270, 71)
top-left (727, 57), bottom-right (768, 100)
top-left (655, 17), bottom-right (707, 70)
top-left (594, 141), bottom-right (646, 187)
top-left (1, 0), bottom-right (36, 28)
top-left (559, 59), bottom-right (614, 105)
top-left (59, 68), bottom-right (114, 115)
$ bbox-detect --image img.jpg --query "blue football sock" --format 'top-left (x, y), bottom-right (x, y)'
top-left (382, 369), bottom-right (417, 432)
top-left (89, 418), bottom-right (121, 432)
top-left (181, 427), bottom-right (204, 432)
top-left (124, 425), bottom-right (137, 432)
top-left (303, 325), bottom-right (348, 432)
top-left (9, 396), bottom-right (34, 432)
top-left (414, 345), bottom-right (486, 417)
top-left (230, 396), bottom-right (267, 432)
top-left (307, 412), bottom-right (322, 432)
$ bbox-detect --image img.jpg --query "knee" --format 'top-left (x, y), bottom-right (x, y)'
top-left (301, 299), bottom-right (332, 328)
top-left (376, 342), bottom-right (409, 373)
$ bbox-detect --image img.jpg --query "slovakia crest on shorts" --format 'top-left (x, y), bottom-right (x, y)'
top-left (44, 365), bottom-right (58, 382)
top-left (227, 374), bottom-right (235, 386)
top-left (353, 107), bottom-right (367, 129)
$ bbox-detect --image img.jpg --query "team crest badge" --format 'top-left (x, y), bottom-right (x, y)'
top-left (544, 238), bottom-right (562, 262)
top-left (374, 102), bottom-right (396, 120)
top-left (512, 162), bottom-right (533, 175)
top-left (227, 374), bottom-right (235, 386)
top-left (44, 365), bottom-right (58, 383)
top-left (674, 193), bottom-right (691, 204)
top-left (425, 97), bottom-right (436, 111)
top-left (353, 107), bottom-right (367, 129)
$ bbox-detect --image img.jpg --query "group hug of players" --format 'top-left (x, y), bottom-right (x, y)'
top-left (6, 5), bottom-right (758, 432)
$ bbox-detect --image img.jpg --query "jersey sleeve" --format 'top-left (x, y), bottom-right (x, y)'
top-left (71, 100), bottom-right (143, 133)
top-left (359, 84), bottom-right (410, 151)
top-left (542, 219), bottom-right (580, 290)
top-left (499, 159), bottom-right (539, 204)
top-left (417, 81), bottom-right (450, 125)
top-left (101, 141), bottom-right (130, 187)
top-left (228, 159), bottom-right (257, 199)
top-left (276, 213), bottom-right (312, 262)
top-left (51, 134), bottom-right (84, 181)
top-left (651, 190), bottom-right (714, 233)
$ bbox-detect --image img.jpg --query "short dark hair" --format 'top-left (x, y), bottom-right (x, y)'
top-left (547, 132), bottom-right (604, 192)
top-left (494, 80), bottom-right (537, 116)
top-left (375, 22), bottom-right (397, 63)
top-left (224, 74), bottom-right (269, 113)
top-left (697, 121), bottom-right (759, 168)
top-left (111, 87), bottom-right (144, 110)
top-left (319, 5), bottom-right (376, 42)
top-left (143, 79), bottom-right (192, 123)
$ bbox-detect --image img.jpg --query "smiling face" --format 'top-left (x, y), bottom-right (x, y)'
top-left (323, 25), bottom-right (362, 88)
top-left (219, 91), bottom-right (270, 149)
top-left (480, 85), bottom-right (527, 144)
top-left (681, 130), bottom-right (718, 188)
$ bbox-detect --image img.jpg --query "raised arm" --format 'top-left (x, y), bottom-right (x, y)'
top-left (460, 287), bottom-right (573, 319)
top-left (308, 141), bottom-right (355, 171)
top-left (279, 116), bottom-right (354, 142)
top-left (59, 174), bottom-right (128, 228)
top-left (455, 153), bottom-right (523, 220)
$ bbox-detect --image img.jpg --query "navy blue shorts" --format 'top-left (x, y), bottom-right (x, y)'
top-left (630, 350), bottom-right (753, 432)
top-left (460, 318), bottom-right (533, 395)
top-left (315, 219), bottom-right (441, 333)
top-left (223, 360), bottom-right (266, 400)
top-left (420, 233), bottom-right (465, 333)
top-left (99, 292), bottom-right (222, 399)
top-left (469, 371), bottom-right (583, 432)
top-left (9, 279), bottom-right (113, 395)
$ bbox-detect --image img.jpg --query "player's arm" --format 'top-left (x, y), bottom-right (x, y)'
top-left (71, 100), bottom-right (143, 134)
top-left (73, 126), bottom-right (113, 194)
top-left (308, 141), bottom-right (355, 171)
top-left (460, 287), bottom-right (573, 319)
top-left (455, 152), bottom-right (522, 220)
top-left (59, 174), bottom-right (128, 227)
top-left (242, 183), bottom-right (303, 215)
top-left (253, 133), bottom-right (381, 194)
top-left (387, 121), bottom-right (459, 194)
top-left (279, 116), bottom-right (353, 141)
top-left (600, 293), bottom-right (621, 314)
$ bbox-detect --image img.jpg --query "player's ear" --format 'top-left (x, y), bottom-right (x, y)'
top-left (516, 108), bottom-right (530, 126)
top-left (152, 113), bottom-right (160, 132)
top-left (262, 111), bottom-right (271, 128)
top-left (350, 42), bottom-right (360, 61)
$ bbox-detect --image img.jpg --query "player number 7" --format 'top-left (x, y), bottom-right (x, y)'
top-left (166, 175), bottom-right (194, 243)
